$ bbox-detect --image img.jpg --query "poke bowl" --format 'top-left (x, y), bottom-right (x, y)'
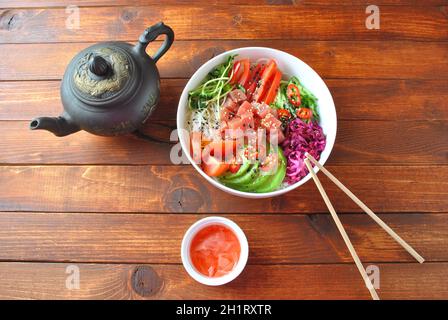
top-left (177, 47), bottom-right (337, 199)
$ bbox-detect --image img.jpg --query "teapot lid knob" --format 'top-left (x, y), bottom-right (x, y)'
top-left (70, 46), bottom-right (134, 102)
top-left (88, 55), bottom-right (110, 77)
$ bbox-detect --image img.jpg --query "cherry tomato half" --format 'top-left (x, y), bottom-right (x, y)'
top-left (229, 157), bottom-right (241, 174)
top-left (229, 61), bottom-right (242, 85)
top-left (229, 59), bottom-right (250, 87)
top-left (202, 155), bottom-right (230, 177)
top-left (245, 63), bottom-right (265, 100)
top-left (263, 70), bottom-right (282, 105)
top-left (201, 140), bottom-right (237, 177)
top-left (237, 59), bottom-right (250, 87)
top-left (253, 60), bottom-right (277, 103)
top-left (287, 83), bottom-right (301, 107)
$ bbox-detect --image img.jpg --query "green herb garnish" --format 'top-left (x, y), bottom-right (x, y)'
top-left (188, 55), bottom-right (237, 109)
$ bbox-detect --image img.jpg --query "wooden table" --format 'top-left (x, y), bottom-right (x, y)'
top-left (0, 0), bottom-right (447, 300)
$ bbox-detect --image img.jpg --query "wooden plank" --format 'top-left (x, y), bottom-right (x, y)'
top-left (1, 41), bottom-right (447, 81)
top-left (0, 6), bottom-right (446, 43)
top-left (330, 120), bottom-right (448, 165)
top-left (0, 121), bottom-right (174, 164)
top-left (1, 120), bottom-right (447, 165)
top-left (0, 165), bottom-right (446, 213)
top-left (0, 262), bottom-right (446, 299)
top-left (325, 79), bottom-right (448, 121)
top-left (0, 212), bottom-right (444, 264)
top-left (1, 0), bottom-right (447, 8)
top-left (1, 79), bottom-right (447, 121)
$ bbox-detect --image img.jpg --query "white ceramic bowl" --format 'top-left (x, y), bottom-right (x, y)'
top-left (181, 216), bottom-right (249, 286)
top-left (177, 47), bottom-right (337, 198)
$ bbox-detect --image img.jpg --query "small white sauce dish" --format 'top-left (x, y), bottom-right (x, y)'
top-left (181, 216), bottom-right (249, 286)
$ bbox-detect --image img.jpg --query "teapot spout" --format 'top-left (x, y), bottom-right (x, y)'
top-left (30, 115), bottom-right (80, 137)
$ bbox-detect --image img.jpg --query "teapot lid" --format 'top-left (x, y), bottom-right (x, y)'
top-left (68, 45), bottom-right (139, 105)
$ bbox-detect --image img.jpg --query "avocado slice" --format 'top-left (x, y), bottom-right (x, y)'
top-left (221, 163), bottom-right (260, 189)
top-left (220, 158), bottom-right (251, 181)
top-left (255, 149), bottom-right (287, 193)
top-left (236, 169), bottom-right (275, 192)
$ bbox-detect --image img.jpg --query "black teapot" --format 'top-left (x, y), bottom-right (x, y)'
top-left (30, 22), bottom-right (174, 137)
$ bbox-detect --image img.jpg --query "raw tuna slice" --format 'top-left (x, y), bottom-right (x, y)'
top-left (222, 96), bottom-right (238, 112)
top-left (260, 112), bottom-right (282, 132)
top-left (227, 117), bottom-right (243, 131)
top-left (221, 107), bottom-right (234, 122)
top-left (237, 101), bottom-right (254, 116)
top-left (228, 89), bottom-right (247, 103)
top-left (240, 112), bottom-right (255, 130)
top-left (252, 102), bottom-right (271, 118)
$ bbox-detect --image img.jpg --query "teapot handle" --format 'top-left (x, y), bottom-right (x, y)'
top-left (135, 22), bottom-right (174, 63)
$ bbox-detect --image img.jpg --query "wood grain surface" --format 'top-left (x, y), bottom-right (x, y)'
top-left (1, 79), bottom-right (448, 121)
top-left (0, 120), bottom-right (446, 165)
top-left (0, 212), bottom-right (445, 264)
top-left (1, 0), bottom-right (447, 8)
top-left (1, 41), bottom-right (447, 80)
top-left (0, 262), bottom-right (447, 300)
top-left (0, 165), bottom-right (446, 213)
top-left (0, 0), bottom-right (446, 300)
top-left (1, 6), bottom-right (447, 43)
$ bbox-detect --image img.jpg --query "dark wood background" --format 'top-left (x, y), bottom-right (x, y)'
top-left (0, 0), bottom-right (447, 299)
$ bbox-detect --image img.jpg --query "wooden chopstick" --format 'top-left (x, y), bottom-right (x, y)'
top-left (305, 153), bottom-right (425, 264)
top-left (304, 158), bottom-right (380, 300)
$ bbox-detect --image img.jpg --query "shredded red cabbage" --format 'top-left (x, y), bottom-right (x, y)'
top-left (281, 119), bottom-right (326, 184)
